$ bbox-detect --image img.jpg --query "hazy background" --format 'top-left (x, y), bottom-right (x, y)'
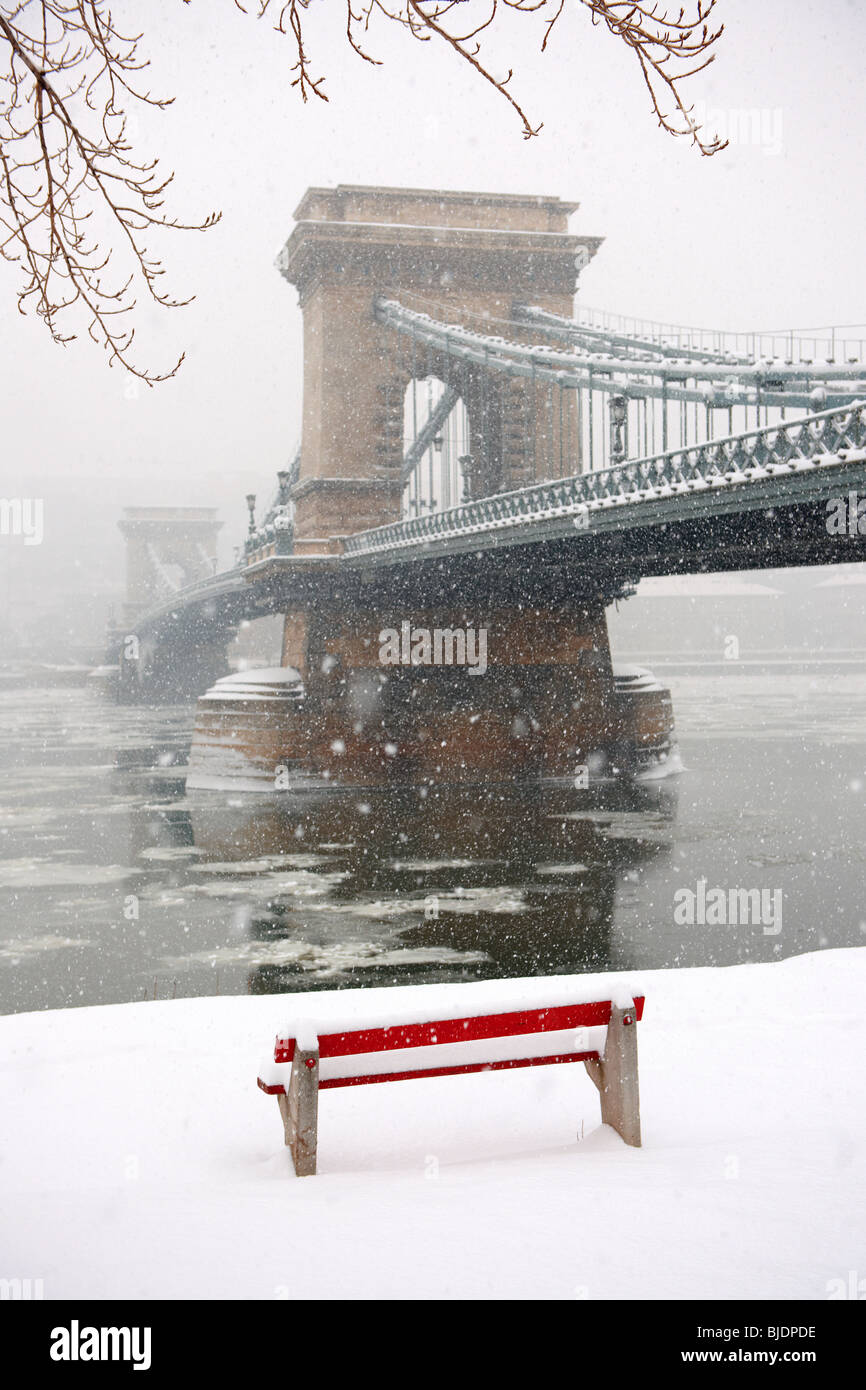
top-left (1, 0), bottom-right (864, 656)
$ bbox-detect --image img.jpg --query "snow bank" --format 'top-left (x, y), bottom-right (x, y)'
top-left (1, 949), bottom-right (864, 1300)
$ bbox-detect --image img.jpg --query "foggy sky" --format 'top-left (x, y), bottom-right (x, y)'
top-left (1, 0), bottom-right (865, 529)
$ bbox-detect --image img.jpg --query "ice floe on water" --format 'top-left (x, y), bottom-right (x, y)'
top-left (301, 885), bottom-right (526, 918)
top-left (0, 859), bottom-right (136, 887)
top-left (555, 810), bottom-right (674, 842)
top-left (0, 934), bottom-right (90, 960)
top-left (137, 846), bottom-right (206, 863)
top-left (185, 853), bottom-right (337, 873)
top-left (674, 672), bottom-right (866, 744)
top-left (162, 939), bottom-right (488, 975)
top-left (424, 886), bottom-right (525, 914)
top-left (0, 806), bottom-right (66, 830)
top-left (179, 868), bottom-right (347, 900)
top-left (307, 896), bottom-right (431, 921)
top-left (386, 858), bottom-right (500, 871)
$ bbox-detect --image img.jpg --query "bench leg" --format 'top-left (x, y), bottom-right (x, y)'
top-left (280, 1048), bottom-right (320, 1176)
top-left (584, 1005), bottom-right (641, 1147)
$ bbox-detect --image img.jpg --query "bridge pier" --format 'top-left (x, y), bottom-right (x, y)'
top-left (187, 559), bottom-right (675, 792)
top-left (278, 599), bottom-right (622, 787)
top-left (117, 628), bottom-right (234, 705)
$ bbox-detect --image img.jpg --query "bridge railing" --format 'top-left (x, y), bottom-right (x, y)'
top-left (124, 566), bottom-right (250, 632)
top-left (343, 400), bottom-right (866, 558)
top-left (243, 448), bottom-right (300, 564)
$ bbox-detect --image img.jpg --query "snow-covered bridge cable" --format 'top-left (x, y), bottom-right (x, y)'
top-left (145, 542), bottom-right (184, 593)
top-left (373, 299), bottom-right (866, 404)
top-left (402, 383), bottom-right (460, 482)
top-left (195, 543), bottom-right (216, 574)
top-left (513, 304), bottom-right (756, 367)
top-left (542, 304), bottom-right (866, 369)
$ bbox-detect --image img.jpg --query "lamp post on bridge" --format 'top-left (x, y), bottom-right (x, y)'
top-left (246, 494), bottom-right (257, 535)
top-left (610, 394), bottom-right (628, 465)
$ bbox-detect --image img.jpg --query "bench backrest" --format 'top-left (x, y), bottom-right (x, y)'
top-left (274, 996), bottom-right (645, 1065)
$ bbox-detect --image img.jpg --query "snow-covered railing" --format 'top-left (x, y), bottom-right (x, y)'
top-left (244, 449), bottom-right (300, 562)
top-left (343, 401), bottom-right (866, 558)
top-left (130, 566), bottom-right (249, 630)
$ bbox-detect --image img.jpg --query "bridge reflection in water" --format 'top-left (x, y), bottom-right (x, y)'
top-left (176, 779), bottom-right (678, 996)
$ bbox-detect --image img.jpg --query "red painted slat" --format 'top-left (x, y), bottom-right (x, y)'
top-left (273, 996), bottom-right (643, 1063)
top-left (320, 1051), bottom-right (600, 1089)
top-left (257, 1077), bottom-right (285, 1095)
top-left (257, 1049), bottom-right (601, 1096)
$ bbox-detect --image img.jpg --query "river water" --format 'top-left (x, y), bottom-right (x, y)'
top-left (1, 667), bottom-right (864, 1014)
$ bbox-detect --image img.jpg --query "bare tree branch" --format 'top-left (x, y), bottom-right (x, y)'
top-left (0, 1), bottom-right (727, 384)
top-left (247, 0), bottom-right (727, 151)
top-left (0, 3), bottom-right (219, 383)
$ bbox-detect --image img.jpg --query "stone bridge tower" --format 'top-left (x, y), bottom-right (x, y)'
top-left (277, 185), bottom-right (601, 556)
top-left (118, 507), bottom-right (222, 628)
top-left (115, 507), bottom-right (227, 703)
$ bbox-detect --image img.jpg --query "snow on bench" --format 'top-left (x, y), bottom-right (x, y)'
top-left (257, 991), bottom-right (645, 1175)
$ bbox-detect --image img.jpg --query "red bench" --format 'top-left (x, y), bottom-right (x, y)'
top-left (257, 993), bottom-right (644, 1175)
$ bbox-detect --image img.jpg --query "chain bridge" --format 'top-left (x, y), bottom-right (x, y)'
top-left (112, 187), bottom-right (866, 794)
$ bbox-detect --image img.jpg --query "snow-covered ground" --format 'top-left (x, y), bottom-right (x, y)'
top-left (1, 948), bottom-right (863, 1300)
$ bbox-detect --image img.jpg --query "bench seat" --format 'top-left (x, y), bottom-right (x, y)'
top-left (258, 994), bottom-right (644, 1174)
